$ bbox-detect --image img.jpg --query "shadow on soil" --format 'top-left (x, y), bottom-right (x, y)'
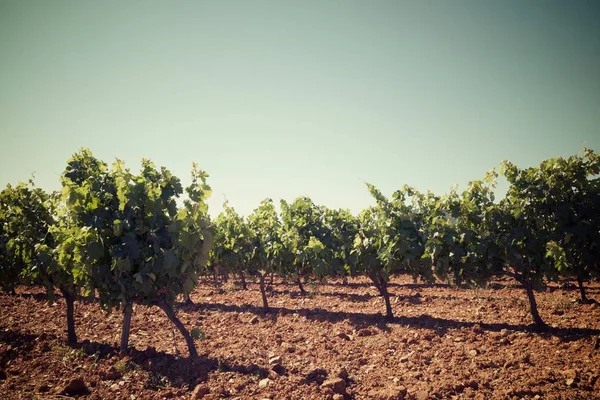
top-left (0, 329), bottom-right (268, 390)
top-left (182, 301), bottom-right (600, 341)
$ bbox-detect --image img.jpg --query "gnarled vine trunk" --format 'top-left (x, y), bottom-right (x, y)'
top-left (158, 300), bottom-right (198, 357)
top-left (369, 272), bottom-right (393, 319)
top-left (258, 272), bottom-right (269, 312)
top-left (120, 301), bottom-right (133, 352)
top-left (577, 274), bottom-right (589, 304)
top-left (239, 271), bottom-right (247, 290)
top-left (61, 289), bottom-right (77, 344)
top-left (296, 276), bottom-right (307, 295)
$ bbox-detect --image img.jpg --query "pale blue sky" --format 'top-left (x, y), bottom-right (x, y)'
top-left (1, 1), bottom-right (599, 216)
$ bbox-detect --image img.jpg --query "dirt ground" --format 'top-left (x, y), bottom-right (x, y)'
top-left (1, 276), bottom-right (599, 400)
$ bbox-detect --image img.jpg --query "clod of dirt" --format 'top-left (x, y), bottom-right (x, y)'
top-left (336, 331), bottom-right (351, 341)
top-left (369, 386), bottom-right (407, 400)
top-left (271, 364), bottom-right (287, 375)
top-left (335, 366), bottom-right (349, 380)
top-left (306, 368), bottom-right (328, 384)
top-left (281, 342), bottom-right (296, 353)
top-left (321, 377), bottom-right (346, 394)
top-left (36, 383), bottom-right (50, 393)
top-left (191, 384), bottom-right (209, 398)
top-left (356, 328), bottom-right (377, 337)
top-left (60, 378), bottom-right (90, 396)
top-left (471, 324), bottom-right (484, 334)
top-left (37, 342), bottom-right (51, 352)
top-left (99, 367), bottom-right (122, 381)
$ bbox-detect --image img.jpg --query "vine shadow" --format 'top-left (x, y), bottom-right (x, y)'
top-left (183, 301), bottom-right (600, 341)
top-left (0, 329), bottom-right (268, 390)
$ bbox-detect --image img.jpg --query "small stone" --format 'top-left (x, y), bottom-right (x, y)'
top-left (60, 378), bottom-right (90, 396)
top-left (337, 332), bottom-right (351, 341)
top-left (400, 351), bottom-right (414, 362)
top-left (333, 394), bottom-right (344, 400)
top-left (110, 383), bottom-right (119, 390)
top-left (500, 329), bottom-right (509, 337)
top-left (191, 384), bottom-right (209, 399)
top-left (468, 349), bottom-right (478, 357)
top-left (563, 369), bottom-right (577, 381)
top-left (453, 336), bottom-right (464, 343)
top-left (258, 378), bottom-right (270, 388)
top-left (566, 378), bottom-right (575, 386)
top-left (321, 377), bottom-right (346, 394)
top-left (269, 356), bottom-right (282, 365)
top-left (414, 390), bottom-right (429, 400)
top-left (249, 316), bottom-right (259, 324)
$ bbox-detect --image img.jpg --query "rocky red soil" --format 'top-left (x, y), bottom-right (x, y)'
top-left (1, 276), bottom-right (599, 399)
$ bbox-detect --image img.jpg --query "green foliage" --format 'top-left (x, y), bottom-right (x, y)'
top-left (354, 184), bottom-right (425, 280)
top-left (247, 199), bottom-right (285, 275)
top-left (280, 197), bottom-right (331, 280)
top-left (0, 180), bottom-right (53, 293)
top-left (211, 201), bottom-right (253, 278)
top-left (534, 150), bottom-right (600, 283)
top-left (191, 327), bottom-right (206, 341)
top-left (58, 149), bottom-right (212, 310)
top-left (322, 208), bottom-right (359, 278)
top-left (3, 146), bottom-right (600, 333)
top-left (419, 176), bottom-right (502, 287)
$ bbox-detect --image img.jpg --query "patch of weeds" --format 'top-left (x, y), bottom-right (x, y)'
top-left (145, 371), bottom-right (170, 390)
top-left (52, 343), bottom-right (86, 362)
top-left (114, 358), bottom-right (137, 374)
top-left (191, 328), bottom-right (206, 341)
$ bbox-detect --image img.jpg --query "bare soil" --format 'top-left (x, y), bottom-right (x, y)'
top-left (1, 276), bottom-right (599, 399)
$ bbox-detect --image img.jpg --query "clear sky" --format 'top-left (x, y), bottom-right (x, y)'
top-left (1, 0), bottom-right (599, 216)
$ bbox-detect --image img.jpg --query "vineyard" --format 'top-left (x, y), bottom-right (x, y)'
top-left (1, 148), bottom-right (600, 399)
